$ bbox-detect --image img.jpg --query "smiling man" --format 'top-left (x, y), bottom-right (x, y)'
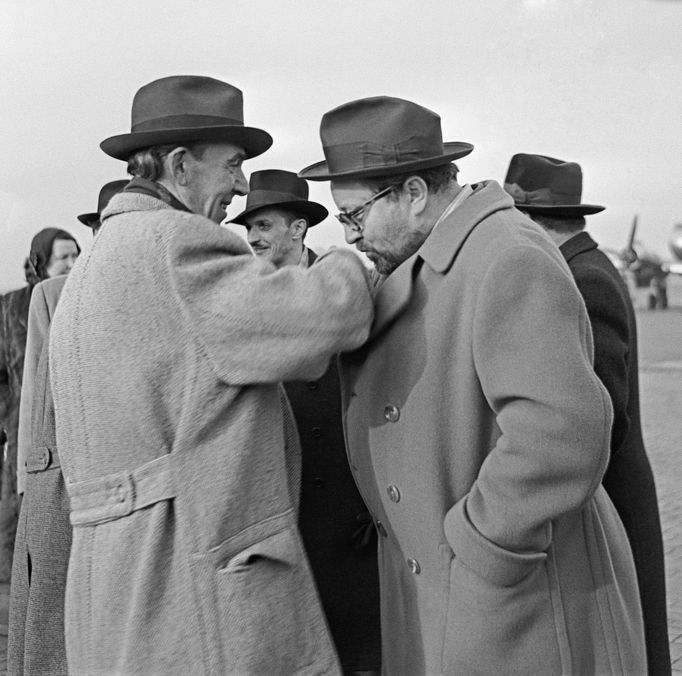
top-left (232, 169), bottom-right (382, 675)
top-left (300, 96), bottom-right (647, 675)
top-left (48, 77), bottom-right (374, 675)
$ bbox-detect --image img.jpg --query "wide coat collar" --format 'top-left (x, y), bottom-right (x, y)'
top-left (369, 180), bottom-right (514, 340)
top-left (558, 231), bottom-right (598, 264)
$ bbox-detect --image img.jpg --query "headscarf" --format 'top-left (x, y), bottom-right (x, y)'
top-left (25, 228), bottom-right (80, 285)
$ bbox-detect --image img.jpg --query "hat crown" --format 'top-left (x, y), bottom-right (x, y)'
top-left (131, 76), bottom-right (244, 132)
top-left (249, 170), bottom-right (309, 201)
top-left (505, 154), bottom-right (583, 205)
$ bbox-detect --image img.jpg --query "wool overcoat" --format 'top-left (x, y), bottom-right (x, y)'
top-left (9, 275), bottom-right (70, 676)
top-left (49, 192), bottom-right (374, 675)
top-left (341, 181), bottom-right (646, 675)
top-left (560, 231), bottom-right (670, 675)
top-left (285, 247), bottom-right (381, 673)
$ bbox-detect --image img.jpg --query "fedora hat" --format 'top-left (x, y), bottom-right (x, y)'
top-left (100, 76), bottom-right (272, 161)
top-left (504, 154), bottom-right (605, 217)
top-left (230, 170), bottom-right (328, 226)
top-left (77, 180), bottom-right (129, 227)
top-left (298, 96), bottom-right (473, 181)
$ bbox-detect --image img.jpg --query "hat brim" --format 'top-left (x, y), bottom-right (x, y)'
top-left (100, 125), bottom-right (273, 161)
top-left (518, 203), bottom-right (605, 217)
top-left (230, 199), bottom-right (329, 227)
top-left (77, 212), bottom-right (100, 227)
top-left (298, 142), bottom-right (474, 182)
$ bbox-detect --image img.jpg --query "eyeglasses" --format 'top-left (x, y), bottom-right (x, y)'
top-left (335, 185), bottom-right (394, 232)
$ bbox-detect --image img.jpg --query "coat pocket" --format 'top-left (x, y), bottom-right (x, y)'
top-left (189, 513), bottom-right (339, 675)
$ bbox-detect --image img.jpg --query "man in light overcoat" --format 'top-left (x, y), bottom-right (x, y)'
top-left (300, 96), bottom-right (647, 675)
top-left (49, 76), bottom-right (374, 675)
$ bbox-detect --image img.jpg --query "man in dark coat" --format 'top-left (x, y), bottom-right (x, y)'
top-left (231, 169), bottom-right (381, 675)
top-left (505, 153), bottom-right (670, 675)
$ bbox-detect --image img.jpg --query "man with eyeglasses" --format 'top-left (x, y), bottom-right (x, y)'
top-left (299, 96), bottom-right (646, 674)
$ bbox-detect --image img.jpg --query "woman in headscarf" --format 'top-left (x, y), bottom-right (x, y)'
top-left (0, 228), bottom-right (79, 580)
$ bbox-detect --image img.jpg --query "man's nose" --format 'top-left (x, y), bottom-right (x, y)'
top-left (344, 225), bottom-right (361, 245)
top-left (233, 169), bottom-right (249, 196)
top-left (247, 230), bottom-right (259, 245)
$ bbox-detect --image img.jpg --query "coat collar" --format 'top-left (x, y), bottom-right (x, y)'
top-left (558, 231), bottom-right (597, 263)
top-left (369, 181), bottom-right (514, 340)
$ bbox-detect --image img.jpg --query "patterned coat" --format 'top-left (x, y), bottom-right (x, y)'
top-left (341, 181), bottom-right (646, 675)
top-left (8, 275), bottom-right (70, 675)
top-left (560, 231), bottom-right (670, 675)
top-left (49, 191), bottom-right (374, 675)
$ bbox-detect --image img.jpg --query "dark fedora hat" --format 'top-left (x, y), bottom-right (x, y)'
top-left (77, 179), bottom-right (130, 227)
top-left (100, 75), bottom-right (272, 161)
top-left (230, 170), bottom-right (328, 226)
top-left (298, 96), bottom-right (473, 181)
top-left (504, 154), bottom-right (605, 217)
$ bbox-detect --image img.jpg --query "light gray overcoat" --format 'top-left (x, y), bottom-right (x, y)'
top-left (341, 181), bottom-right (646, 675)
top-left (49, 192), bottom-right (374, 675)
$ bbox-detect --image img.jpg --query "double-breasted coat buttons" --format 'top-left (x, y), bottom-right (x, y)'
top-left (376, 520), bottom-right (388, 538)
top-left (387, 485), bottom-right (401, 503)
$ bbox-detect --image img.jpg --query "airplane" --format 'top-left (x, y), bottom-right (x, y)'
top-left (603, 215), bottom-right (682, 310)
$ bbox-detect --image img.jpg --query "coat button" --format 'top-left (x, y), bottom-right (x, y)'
top-left (312, 427), bottom-right (322, 439)
top-left (376, 520), bottom-right (388, 538)
top-left (313, 477), bottom-right (325, 488)
top-left (387, 485), bottom-right (401, 503)
top-left (307, 381), bottom-right (318, 391)
top-left (407, 557), bottom-right (421, 574)
top-left (383, 404), bottom-right (400, 422)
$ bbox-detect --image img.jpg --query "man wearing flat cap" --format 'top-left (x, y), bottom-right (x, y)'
top-left (232, 169), bottom-right (381, 675)
top-left (8, 180), bottom-right (127, 676)
top-left (48, 76), bottom-right (374, 675)
top-left (300, 96), bottom-right (646, 674)
top-left (505, 153), bottom-right (670, 675)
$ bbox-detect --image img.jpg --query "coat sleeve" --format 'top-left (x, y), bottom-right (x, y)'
top-left (572, 264), bottom-right (630, 457)
top-left (16, 284), bottom-right (51, 495)
top-left (167, 220), bottom-right (374, 385)
top-left (444, 244), bottom-right (613, 573)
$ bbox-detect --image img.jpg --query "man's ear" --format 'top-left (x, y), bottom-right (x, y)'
top-left (291, 218), bottom-right (308, 240)
top-left (404, 175), bottom-right (429, 215)
top-left (166, 147), bottom-right (190, 186)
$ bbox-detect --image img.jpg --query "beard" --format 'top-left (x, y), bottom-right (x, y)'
top-left (367, 228), bottom-right (429, 276)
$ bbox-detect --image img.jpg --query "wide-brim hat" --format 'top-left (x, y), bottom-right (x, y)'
top-left (298, 96), bottom-right (473, 181)
top-left (504, 154), bottom-right (605, 217)
top-left (230, 169), bottom-right (328, 226)
top-left (77, 179), bottom-right (130, 227)
top-left (100, 76), bottom-right (272, 161)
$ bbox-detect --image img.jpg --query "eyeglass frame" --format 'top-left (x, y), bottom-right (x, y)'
top-left (334, 185), bottom-right (395, 232)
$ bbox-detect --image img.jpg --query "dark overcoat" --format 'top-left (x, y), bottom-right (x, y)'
top-left (0, 285), bottom-right (33, 580)
top-left (285, 249), bottom-right (381, 673)
top-left (560, 231), bottom-right (670, 675)
top-left (8, 275), bottom-right (70, 675)
top-left (341, 181), bottom-right (646, 675)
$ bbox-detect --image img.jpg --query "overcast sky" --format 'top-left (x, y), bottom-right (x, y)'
top-left (1, 0), bottom-right (680, 292)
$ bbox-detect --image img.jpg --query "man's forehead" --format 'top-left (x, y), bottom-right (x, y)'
top-left (245, 206), bottom-right (289, 226)
top-left (330, 179), bottom-right (373, 208)
top-left (206, 141), bottom-right (246, 161)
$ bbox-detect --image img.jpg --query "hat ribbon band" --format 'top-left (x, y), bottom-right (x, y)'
top-left (132, 114), bottom-right (244, 132)
top-left (505, 182), bottom-right (579, 206)
top-left (325, 136), bottom-right (444, 171)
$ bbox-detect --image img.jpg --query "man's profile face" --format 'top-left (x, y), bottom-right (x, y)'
top-left (331, 179), bottom-right (417, 276)
top-left (244, 207), bottom-right (302, 269)
top-left (183, 142), bottom-right (249, 223)
top-left (46, 238), bottom-right (79, 277)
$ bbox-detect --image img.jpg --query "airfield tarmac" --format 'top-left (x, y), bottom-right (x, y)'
top-left (0, 279), bottom-right (680, 673)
